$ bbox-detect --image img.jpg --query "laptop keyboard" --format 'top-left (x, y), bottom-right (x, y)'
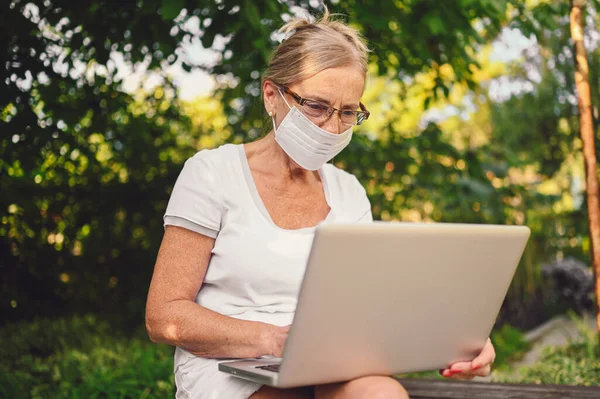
top-left (255, 364), bottom-right (280, 373)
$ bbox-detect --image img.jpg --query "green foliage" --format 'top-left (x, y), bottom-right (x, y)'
top-left (1, 0), bottom-right (599, 334)
top-left (0, 0), bottom-right (535, 325)
top-left (490, 324), bottom-right (530, 370)
top-left (0, 315), bottom-right (175, 399)
top-left (0, 81), bottom-right (196, 325)
top-left (486, 0), bottom-right (600, 323)
top-left (491, 0), bottom-right (600, 178)
top-left (214, 0), bottom-right (519, 137)
top-left (493, 315), bottom-right (600, 386)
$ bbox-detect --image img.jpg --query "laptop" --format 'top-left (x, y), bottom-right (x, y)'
top-left (218, 221), bottom-right (530, 388)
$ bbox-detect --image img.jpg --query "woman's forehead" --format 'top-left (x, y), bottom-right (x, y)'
top-left (291, 66), bottom-right (365, 103)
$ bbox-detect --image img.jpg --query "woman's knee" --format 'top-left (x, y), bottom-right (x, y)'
top-left (315, 375), bottom-right (409, 399)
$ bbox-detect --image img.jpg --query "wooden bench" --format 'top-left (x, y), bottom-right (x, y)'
top-left (397, 378), bottom-right (600, 398)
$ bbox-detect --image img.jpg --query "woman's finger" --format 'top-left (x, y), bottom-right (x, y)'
top-left (474, 364), bottom-right (492, 377)
top-left (448, 364), bottom-right (491, 379)
top-left (449, 361), bottom-right (471, 373)
top-left (471, 338), bottom-right (496, 371)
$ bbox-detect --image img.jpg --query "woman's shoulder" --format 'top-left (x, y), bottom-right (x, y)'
top-left (322, 163), bottom-right (366, 196)
top-left (177, 143), bottom-right (243, 189)
top-left (188, 143), bottom-right (239, 166)
top-left (322, 163), bottom-right (371, 220)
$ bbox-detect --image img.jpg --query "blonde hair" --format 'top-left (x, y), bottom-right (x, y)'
top-left (262, 8), bottom-right (369, 88)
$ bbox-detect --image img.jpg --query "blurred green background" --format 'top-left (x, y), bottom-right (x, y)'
top-left (1, 0), bottom-right (599, 397)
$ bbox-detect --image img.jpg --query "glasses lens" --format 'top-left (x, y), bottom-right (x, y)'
top-left (302, 101), bottom-right (330, 120)
top-left (339, 110), bottom-right (358, 126)
top-left (355, 112), bottom-right (367, 126)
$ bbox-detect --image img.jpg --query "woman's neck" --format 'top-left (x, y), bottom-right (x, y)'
top-left (244, 132), bottom-right (319, 184)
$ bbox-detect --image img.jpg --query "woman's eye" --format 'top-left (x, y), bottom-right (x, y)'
top-left (306, 102), bottom-right (327, 112)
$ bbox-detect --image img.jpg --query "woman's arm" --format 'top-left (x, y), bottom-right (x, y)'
top-left (145, 225), bottom-right (288, 358)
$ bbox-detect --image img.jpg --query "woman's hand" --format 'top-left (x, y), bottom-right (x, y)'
top-left (261, 324), bottom-right (291, 358)
top-left (440, 338), bottom-right (496, 379)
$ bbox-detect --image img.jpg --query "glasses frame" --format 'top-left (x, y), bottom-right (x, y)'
top-left (277, 85), bottom-right (370, 126)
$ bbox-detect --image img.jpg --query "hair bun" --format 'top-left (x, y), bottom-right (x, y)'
top-left (278, 7), bottom-right (334, 41)
top-left (279, 16), bottom-right (312, 41)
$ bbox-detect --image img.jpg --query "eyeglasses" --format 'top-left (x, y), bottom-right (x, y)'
top-left (277, 85), bottom-right (370, 126)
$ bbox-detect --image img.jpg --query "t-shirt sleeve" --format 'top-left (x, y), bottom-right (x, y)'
top-left (163, 152), bottom-right (223, 238)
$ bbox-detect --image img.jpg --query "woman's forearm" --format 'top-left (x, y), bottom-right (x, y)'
top-left (146, 299), bottom-right (274, 358)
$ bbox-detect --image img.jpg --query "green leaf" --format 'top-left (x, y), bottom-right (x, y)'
top-left (457, 177), bottom-right (494, 197)
top-left (424, 96), bottom-right (432, 110)
top-left (160, 0), bottom-right (184, 21)
top-left (425, 14), bottom-right (445, 35)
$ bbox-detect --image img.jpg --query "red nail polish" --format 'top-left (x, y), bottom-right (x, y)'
top-left (472, 364), bottom-right (480, 370)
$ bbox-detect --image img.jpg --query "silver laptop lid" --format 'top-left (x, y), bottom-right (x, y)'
top-left (276, 222), bottom-right (530, 388)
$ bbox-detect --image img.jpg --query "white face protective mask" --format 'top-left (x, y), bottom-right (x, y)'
top-left (272, 89), bottom-right (353, 171)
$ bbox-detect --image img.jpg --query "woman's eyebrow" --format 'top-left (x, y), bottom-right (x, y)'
top-left (309, 94), bottom-right (359, 109)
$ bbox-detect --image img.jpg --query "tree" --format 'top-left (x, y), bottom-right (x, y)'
top-left (569, 0), bottom-right (600, 337)
top-left (0, 0), bottom-right (526, 324)
top-left (3, 0), bottom-right (594, 329)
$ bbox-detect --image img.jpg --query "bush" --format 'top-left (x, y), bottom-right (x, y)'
top-left (493, 314), bottom-right (600, 386)
top-left (0, 315), bottom-right (175, 399)
top-left (490, 324), bottom-right (530, 371)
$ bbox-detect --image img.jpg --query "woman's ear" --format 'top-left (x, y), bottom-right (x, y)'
top-left (263, 80), bottom-right (278, 116)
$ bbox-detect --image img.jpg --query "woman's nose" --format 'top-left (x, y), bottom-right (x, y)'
top-left (320, 113), bottom-right (342, 134)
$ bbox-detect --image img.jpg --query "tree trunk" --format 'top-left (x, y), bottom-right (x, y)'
top-left (569, 0), bottom-right (600, 338)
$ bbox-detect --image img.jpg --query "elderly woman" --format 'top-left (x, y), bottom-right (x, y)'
top-left (146, 10), bottom-right (495, 399)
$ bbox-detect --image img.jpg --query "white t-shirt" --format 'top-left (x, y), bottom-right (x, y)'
top-left (163, 143), bottom-right (372, 376)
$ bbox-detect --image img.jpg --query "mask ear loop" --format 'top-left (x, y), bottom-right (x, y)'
top-left (277, 87), bottom-right (293, 110)
top-left (271, 87), bottom-right (293, 134)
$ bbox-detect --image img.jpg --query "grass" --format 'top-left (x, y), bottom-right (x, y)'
top-left (489, 324), bottom-right (531, 372)
top-left (0, 315), bottom-right (175, 399)
top-left (2, 313), bottom-right (597, 397)
top-left (492, 313), bottom-right (600, 386)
